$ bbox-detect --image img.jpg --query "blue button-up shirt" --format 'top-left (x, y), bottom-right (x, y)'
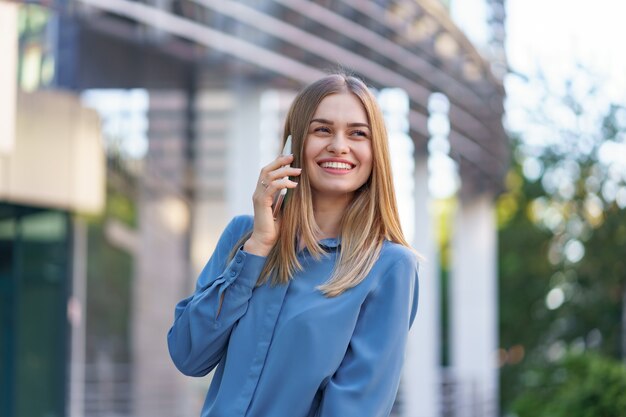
top-left (167, 215), bottom-right (419, 417)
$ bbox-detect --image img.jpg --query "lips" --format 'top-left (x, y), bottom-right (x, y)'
top-left (319, 161), bottom-right (353, 169)
top-left (317, 159), bottom-right (356, 170)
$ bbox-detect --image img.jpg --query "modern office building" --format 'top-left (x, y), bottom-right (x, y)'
top-left (1, 1), bottom-right (507, 416)
top-left (0, 5), bottom-right (105, 416)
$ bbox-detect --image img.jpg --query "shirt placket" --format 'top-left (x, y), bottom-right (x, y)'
top-left (234, 281), bottom-right (289, 416)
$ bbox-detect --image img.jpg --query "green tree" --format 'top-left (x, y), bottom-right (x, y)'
top-left (498, 67), bottom-right (626, 413)
top-left (513, 352), bottom-right (626, 417)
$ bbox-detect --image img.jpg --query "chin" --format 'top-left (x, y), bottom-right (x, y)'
top-left (313, 186), bottom-right (361, 198)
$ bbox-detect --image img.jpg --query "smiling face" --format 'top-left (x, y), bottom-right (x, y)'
top-left (303, 92), bottom-right (373, 203)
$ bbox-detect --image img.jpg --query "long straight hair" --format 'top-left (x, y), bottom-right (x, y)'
top-left (231, 73), bottom-right (412, 297)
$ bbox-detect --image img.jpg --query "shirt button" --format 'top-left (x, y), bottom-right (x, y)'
top-left (236, 256), bottom-right (242, 263)
top-left (230, 270), bottom-right (236, 277)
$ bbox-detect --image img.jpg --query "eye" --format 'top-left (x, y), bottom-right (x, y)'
top-left (351, 129), bottom-right (369, 138)
top-left (315, 126), bottom-right (332, 134)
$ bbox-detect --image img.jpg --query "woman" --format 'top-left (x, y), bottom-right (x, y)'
top-left (167, 73), bottom-right (419, 417)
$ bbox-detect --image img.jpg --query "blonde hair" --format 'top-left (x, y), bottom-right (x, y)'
top-left (232, 73), bottom-right (412, 297)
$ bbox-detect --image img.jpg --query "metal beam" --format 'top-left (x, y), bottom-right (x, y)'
top-left (72, 0), bottom-right (505, 186)
top-left (276, 0), bottom-right (495, 116)
top-left (186, 0), bottom-right (500, 150)
top-left (76, 0), bottom-right (326, 83)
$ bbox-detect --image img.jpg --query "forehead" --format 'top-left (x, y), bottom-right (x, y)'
top-left (312, 92), bottom-right (368, 122)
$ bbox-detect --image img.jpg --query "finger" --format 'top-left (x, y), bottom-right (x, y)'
top-left (258, 179), bottom-right (271, 190)
top-left (260, 154), bottom-right (294, 174)
top-left (266, 166), bottom-right (302, 182)
top-left (263, 178), bottom-right (299, 194)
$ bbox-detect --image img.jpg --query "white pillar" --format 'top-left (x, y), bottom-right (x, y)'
top-left (402, 157), bottom-right (441, 417)
top-left (134, 90), bottom-right (190, 417)
top-left (227, 87), bottom-right (294, 217)
top-left (192, 89), bottom-right (234, 277)
top-left (69, 217), bottom-right (87, 417)
top-left (0, 2), bottom-right (17, 155)
top-left (450, 193), bottom-right (498, 417)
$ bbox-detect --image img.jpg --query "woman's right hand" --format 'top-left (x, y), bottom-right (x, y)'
top-left (243, 154), bottom-right (301, 257)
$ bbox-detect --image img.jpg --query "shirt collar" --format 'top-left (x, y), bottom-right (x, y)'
top-left (295, 236), bottom-right (342, 253)
top-left (318, 237), bottom-right (342, 249)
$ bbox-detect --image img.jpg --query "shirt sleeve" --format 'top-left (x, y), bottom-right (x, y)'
top-left (167, 216), bottom-right (266, 377)
top-left (318, 254), bottom-right (419, 417)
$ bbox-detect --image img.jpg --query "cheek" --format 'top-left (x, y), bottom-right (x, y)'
top-left (359, 145), bottom-right (373, 173)
top-left (303, 139), bottom-right (323, 168)
top-left (304, 149), bottom-right (317, 171)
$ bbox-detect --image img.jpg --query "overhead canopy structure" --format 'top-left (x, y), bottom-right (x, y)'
top-left (45, 0), bottom-right (509, 195)
top-left (8, 2), bottom-right (507, 416)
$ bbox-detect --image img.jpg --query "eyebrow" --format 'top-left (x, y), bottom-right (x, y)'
top-left (310, 118), bottom-right (371, 129)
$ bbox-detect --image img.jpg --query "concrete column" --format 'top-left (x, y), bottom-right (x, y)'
top-left (69, 217), bottom-right (87, 417)
top-left (0, 2), bottom-right (17, 155)
top-left (226, 87), bottom-right (295, 217)
top-left (133, 90), bottom-right (190, 417)
top-left (227, 88), bottom-right (264, 216)
top-left (402, 156), bottom-right (441, 417)
top-left (192, 89), bottom-right (234, 277)
top-left (450, 193), bottom-right (498, 417)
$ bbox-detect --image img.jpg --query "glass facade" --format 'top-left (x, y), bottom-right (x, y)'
top-left (17, 4), bottom-right (55, 92)
top-left (0, 203), bottom-right (70, 417)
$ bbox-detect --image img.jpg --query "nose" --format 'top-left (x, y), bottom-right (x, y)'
top-left (326, 133), bottom-right (350, 154)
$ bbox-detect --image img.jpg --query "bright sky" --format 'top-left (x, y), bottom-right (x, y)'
top-left (452, 0), bottom-right (626, 209)
top-left (506, 0), bottom-right (626, 102)
top-left (504, 0), bottom-right (626, 209)
top-left (452, 0), bottom-right (626, 102)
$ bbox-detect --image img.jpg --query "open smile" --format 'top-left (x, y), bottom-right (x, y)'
top-left (317, 159), bottom-right (356, 174)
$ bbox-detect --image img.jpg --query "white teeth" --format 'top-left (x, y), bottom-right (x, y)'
top-left (320, 161), bottom-right (353, 169)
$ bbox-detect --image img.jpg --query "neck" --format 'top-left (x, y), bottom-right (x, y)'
top-left (311, 193), bottom-right (352, 239)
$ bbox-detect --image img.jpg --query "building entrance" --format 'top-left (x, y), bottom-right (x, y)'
top-left (0, 203), bottom-right (70, 417)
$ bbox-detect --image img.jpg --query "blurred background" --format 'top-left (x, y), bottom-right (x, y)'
top-left (1, 0), bottom-right (625, 416)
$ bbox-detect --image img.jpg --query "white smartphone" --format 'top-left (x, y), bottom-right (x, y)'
top-left (272, 135), bottom-right (292, 218)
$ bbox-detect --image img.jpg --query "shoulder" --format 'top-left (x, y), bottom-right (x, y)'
top-left (358, 241), bottom-right (418, 292)
top-left (359, 241), bottom-right (419, 327)
top-left (224, 214), bottom-right (254, 239)
top-left (378, 241), bottom-right (420, 273)
top-left (214, 215), bottom-right (254, 252)
top-left (367, 241), bottom-right (419, 296)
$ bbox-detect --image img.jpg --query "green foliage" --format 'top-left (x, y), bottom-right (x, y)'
top-left (499, 155), bottom-right (626, 410)
top-left (499, 66), bottom-right (626, 414)
top-left (498, 154), bottom-right (555, 409)
top-left (513, 352), bottom-right (626, 417)
top-left (83, 188), bottom-right (137, 363)
top-left (86, 220), bottom-right (133, 363)
top-left (106, 187), bottom-right (137, 227)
